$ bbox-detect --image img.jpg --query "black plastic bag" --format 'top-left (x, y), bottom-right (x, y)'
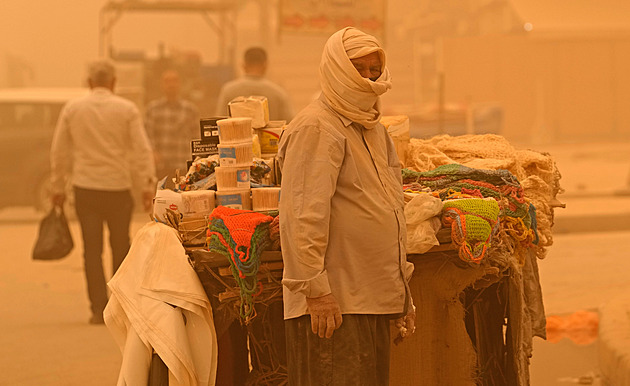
top-left (32, 206), bottom-right (74, 261)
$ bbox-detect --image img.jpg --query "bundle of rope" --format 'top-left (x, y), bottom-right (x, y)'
top-left (206, 206), bottom-right (273, 323)
top-left (442, 198), bottom-right (500, 265)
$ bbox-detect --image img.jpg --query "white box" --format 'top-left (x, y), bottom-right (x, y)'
top-left (228, 96), bottom-right (270, 129)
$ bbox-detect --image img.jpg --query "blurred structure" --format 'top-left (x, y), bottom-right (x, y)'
top-left (0, 87), bottom-right (88, 211)
top-left (439, 0), bottom-right (630, 143)
top-left (385, 0), bottom-right (630, 142)
top-left (2, 0), bottom-right (625, 144)
top-left (268, 0), bottom-right (630, 143)
top-left (98, 0), bottom-right (244, 116)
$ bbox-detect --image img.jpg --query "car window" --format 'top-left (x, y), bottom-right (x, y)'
top-left (0, 103), bottom-right (63, 130)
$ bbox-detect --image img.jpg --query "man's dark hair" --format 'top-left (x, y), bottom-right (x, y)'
top-left (244, 47), bottom-right (267, 66)
top-left (87, 59), bottom-right (116, 86)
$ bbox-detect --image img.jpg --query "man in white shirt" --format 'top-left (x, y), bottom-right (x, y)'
top-left (214, 47), bottom-right (294, 122)
top-left (50, 59), bottom-right (156, 324)
top-left (278, 27), bottom-right (416, 385)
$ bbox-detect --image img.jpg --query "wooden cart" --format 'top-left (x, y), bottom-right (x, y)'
top-left (186, 226), bottom-right (532, 386)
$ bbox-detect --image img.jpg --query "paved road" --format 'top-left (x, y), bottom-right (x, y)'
top-left (530, 230), bottom-right (630, 385)
top-left (0, 213), bottom-right (150, 385)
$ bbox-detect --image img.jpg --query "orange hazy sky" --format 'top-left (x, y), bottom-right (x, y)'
top-left (1, 0), bottom-right (629, 88)
top-left (0, 0), bottom-right (249, 87)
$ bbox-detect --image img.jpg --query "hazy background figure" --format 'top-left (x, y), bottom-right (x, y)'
top-left (49, 59), bottom-right (156, 324)
top-left (214, 47), bottom-right (295, 122)
top-left (144, 69), bottom-right (199, 182)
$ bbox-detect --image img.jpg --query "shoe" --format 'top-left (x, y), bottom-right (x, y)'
top-left (89, 314), bottom-right (105, 325)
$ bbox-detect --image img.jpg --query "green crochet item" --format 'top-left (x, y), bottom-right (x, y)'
top-left (442, 198), bottom-right (500, 265)
top-left (402, 163), bottom-right (531, 225)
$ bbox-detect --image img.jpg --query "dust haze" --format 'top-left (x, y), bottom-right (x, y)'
top-left (1, 0), bottom-right (629, 144)
top-left (1, 1), bottom-right (630, 385)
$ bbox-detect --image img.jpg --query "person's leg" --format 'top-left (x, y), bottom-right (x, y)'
top-left (285, 314), bottom-right (392, 386)
top-left (73, 187), bottom-right (108, 320)
top-left (285, 315), bottom-right (328, 386)
top-left (373, 315), bottom-right (392, 386)
top-left (103, 190), bottom-right (134, 274)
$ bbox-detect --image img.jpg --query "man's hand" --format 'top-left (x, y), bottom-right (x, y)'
top-left (51, 193), bottom-right (66, 208)
top-left (394, 304), bottom-right (416, 342)
top-left (306, 293), bottom-right (343, 339)
top-left (142, 191), bottom-right (154, 212)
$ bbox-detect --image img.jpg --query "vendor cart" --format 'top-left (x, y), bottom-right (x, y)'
top-left (145, 132), bottom-right (559, 385)
top-left (186, 225), bottom-right (543, 386)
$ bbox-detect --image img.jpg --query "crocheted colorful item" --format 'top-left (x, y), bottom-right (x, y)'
top-left (403, 182), bottom-right (431, 194)
top-left (402, 163), bottom-right (520, 188)
top-left (403, 164), bottom-right (537, 255)
top-left (403, 164), bottom-right (527, 211)
top-left (206, 206), bottom-right (273, 322)
top-left (442, 198), bottom-right (500, 265)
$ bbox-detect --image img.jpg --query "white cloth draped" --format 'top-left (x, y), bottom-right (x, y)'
top-left (319, 27), bottom-right (392, 129)
top-left (104, 221), bottom-right (217, 386)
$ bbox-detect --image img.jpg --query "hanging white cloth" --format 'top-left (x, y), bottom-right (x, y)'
top-left (104, 221), bottom-right (217, 386)
top-left (319, 26), bottom-right (392, 129)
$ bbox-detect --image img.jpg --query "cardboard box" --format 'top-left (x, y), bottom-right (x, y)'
top-left (228, 96), bottom-right (269, 128)
top-left (255, 120), bottom-right (286, 155)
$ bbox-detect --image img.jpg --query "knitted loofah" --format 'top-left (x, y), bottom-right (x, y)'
top-left (405, 134), bottom-right (563, 260)
top-left (442, 198), bottom-right (500, 265)
top-left (403, 163), bottom-right (535, 248)
top-left (206, 206), bottom-right (273, 322)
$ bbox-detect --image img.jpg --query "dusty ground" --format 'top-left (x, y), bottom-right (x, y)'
top-left (0, 140), bottom-right (629, 385)
top-left (0, 214), bottom-right (126, 385)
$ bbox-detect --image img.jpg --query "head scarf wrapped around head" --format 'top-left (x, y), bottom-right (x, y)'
top-left (319, 27), bottom-right (392, 129)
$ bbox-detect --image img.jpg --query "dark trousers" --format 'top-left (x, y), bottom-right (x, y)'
top-left (285, 314), bottom-right (392, 386)
top-left (74, 187), bottom-right (134, 317)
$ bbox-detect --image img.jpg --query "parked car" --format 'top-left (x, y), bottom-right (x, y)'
top-left (0, 88), bottom-right (89, 213)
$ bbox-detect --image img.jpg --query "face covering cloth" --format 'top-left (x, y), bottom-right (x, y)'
top-left (319, 26), bottom-right (392, 129)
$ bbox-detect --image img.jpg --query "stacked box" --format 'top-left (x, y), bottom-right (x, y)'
top-left (214, 117), bottom-right (254, 210)
top-left (228, 96), bottom-right (269, 129)
top-left (251, 187), bottom-right (281, 212)
top-left (255, 120), bottom-right (286, 157)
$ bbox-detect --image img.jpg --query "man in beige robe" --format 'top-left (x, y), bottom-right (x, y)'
top-left (278, 27), bottom-right (416, 385)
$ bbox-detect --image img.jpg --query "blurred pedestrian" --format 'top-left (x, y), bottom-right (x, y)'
top-left (215, 47), bottom-right (294, 122)
top-left (277, 27), bottom-right (416, 385)
top-left (50, 59), bottom-right (156, 324)
top-left (145, 69), bottom-right (199, 181)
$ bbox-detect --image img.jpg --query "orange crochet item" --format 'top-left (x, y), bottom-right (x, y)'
top-left (206, 206), bottom-right (273, 321)
top-left (207, 206), bottom-right (273, 278)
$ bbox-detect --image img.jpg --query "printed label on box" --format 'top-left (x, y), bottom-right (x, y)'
top-left (217, 194), bottom-right (243, 209)
top-left (219, 147), bottom-right (237, 165)
top-left (199, 117), bottom-right (225, 144)
top-left (191, 139), bottom-right (218, 157)
top-left (236, 168), bottom-right (250, 188)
